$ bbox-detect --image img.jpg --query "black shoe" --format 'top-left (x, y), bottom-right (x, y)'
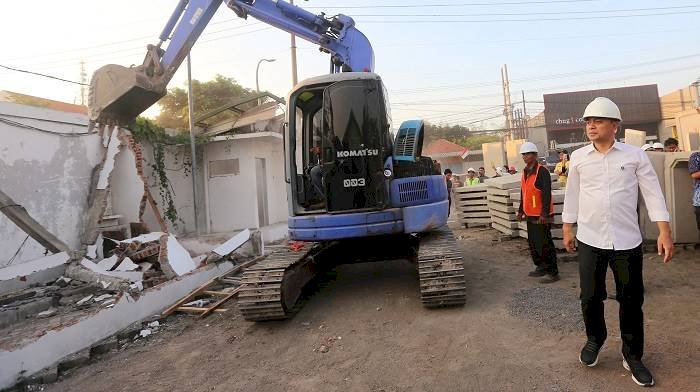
top-left (528, 269), bottom-right (546, 277)
top-left (539, 274), bottom-right (560, 284)
top-left (579, 340), bottom-right (602, 367)
top-left (623, 357), bottom-right (655, 387)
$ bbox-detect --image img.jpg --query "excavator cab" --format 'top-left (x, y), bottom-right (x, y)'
top-left (286, 73), bottom-right (394, 217)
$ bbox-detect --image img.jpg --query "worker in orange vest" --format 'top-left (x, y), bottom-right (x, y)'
top-left (516, 142), bottom-right (559, 283)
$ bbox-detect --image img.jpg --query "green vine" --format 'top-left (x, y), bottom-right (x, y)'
top-left (131, 117), bottom-right (209, 226)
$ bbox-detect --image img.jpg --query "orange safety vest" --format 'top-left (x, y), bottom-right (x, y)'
top-left (520, 164), bottom-right (554, 217)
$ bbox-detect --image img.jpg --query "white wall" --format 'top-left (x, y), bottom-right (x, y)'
top-left (0, 102), bottom-right (102, 265)
top-left (204, 134), bottom-right (287, 233)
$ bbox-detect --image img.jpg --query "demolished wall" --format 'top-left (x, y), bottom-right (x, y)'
top-left (0, 102), bottom-right (103, 266)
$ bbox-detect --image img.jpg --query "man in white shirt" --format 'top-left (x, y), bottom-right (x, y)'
top-left (562, 97), bottom-right (674, 388)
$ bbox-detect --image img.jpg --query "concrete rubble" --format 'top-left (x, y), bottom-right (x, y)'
top-left (0, 124), bottom-right (265, 390)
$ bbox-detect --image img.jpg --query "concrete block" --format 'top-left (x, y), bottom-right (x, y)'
top-left (0, 261), bottom-right (236, 390)
top-left (0, 252), bottom-right (69, 295)
top-left (490, 216), bottom-right (519, 229)
top-left (57, 349), bottom-right (91, 374)
top-left (19, 365), bottom-right (58, 386)
top-left (17, 297), bottom-right (53, 321)
top-left (90, 336), bottom-right (119, 357)
top-left (487, 202), bottom-right (516, 213)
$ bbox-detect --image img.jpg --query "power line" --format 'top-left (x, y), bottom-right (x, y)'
top-left (351, 5), bottom-right (700, 17)
top-left (357, 9), bottom-right (700, 23)
top-left (0, 116), bottom-right (90, 137)
top-left (311, 0), bottom-right (602, 9)
top-left (0, 64), bottom-right (87, 85)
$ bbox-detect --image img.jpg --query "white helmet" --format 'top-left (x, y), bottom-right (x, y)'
top-left (652, 142), bottom-right (664, 150)
top-left (641, 144), bottom-right (652, 151)
top-left (519, 141), bottom-right (539, 154)
top-left (467, 167), bottom-right (476, 173)
top-left (582, 97), bottom-right (622, 121)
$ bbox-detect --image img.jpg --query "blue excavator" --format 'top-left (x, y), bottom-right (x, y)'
top-left (89, 0), bottom-right (465, 321)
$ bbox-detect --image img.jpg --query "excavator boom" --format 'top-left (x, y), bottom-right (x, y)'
top-left (88, 0), bottom-right (374, 126)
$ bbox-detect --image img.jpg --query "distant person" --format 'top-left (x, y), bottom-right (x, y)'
top-left (508, 165), bottom-right (517, 175)
top-left (664, 137), bottom-right (680, 152)
top-left (690, 151), bottom-right (700, 232)
top-left (562, 97), bottom-right (673, 388)
top-left (554, 149), bottom-right (569, 186)
top-left (478, 167), bottom-right (489, 183)
top-left (465, 168), bottom-right (480, 186)
top-left (516, 142), bottom-right (559, 283)
top-left (640, 144), bottom-right (653, 152)
top-left (444, 169), bottom-right (453, 216)
top-left (652, 142), bottom-right (664, 152)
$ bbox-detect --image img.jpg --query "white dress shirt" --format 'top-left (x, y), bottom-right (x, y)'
top-left (562, 142), bottom-right (669, 250)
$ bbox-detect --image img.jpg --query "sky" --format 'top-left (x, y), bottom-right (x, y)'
top-left (1, 0), bottom-right (699, 129)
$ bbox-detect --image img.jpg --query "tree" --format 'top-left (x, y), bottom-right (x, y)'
top-left (155, 74), bottom-right (257, 129)
top-left (423, 121), bottom-right (500, 150)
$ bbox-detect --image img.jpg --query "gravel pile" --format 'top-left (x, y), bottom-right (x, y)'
top-left (508, 286), bottom-right (584, 332)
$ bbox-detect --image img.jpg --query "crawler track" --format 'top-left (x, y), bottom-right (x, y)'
top-left (417, 226), bottom-right (467, 307)
top-left (238, 242), bottom-right (318, 321)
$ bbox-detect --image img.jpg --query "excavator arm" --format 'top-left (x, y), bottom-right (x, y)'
top-left (88, 0), bottom-right (374, 125)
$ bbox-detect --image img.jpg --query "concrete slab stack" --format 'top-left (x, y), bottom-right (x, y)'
top-left (453, 184), bottom-right (490, 227)
top-left (514, 189), bottom-right (572, 249)
top-left (483, 176), bottom-right (521, 237)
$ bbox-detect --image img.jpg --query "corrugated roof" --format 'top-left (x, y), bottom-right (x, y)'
top-left (0, 90), bottom-right (87, 114)
top-left (424, 138), bottom-right (465, 155)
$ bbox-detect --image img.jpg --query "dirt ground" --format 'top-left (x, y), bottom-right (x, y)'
top-left (45, 225), bottom-right (700, 392)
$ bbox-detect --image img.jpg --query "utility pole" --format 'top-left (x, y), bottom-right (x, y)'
top-left (501, 64), bottom-right (514, 140)
top-left (186, 54), bottom-right (200, 235)
top-left (289, 0), bottom-right (299, 86)
top-left (79, 60), bottom-right (87, 106)
top-left (522, 90), bottom-right (529, 140)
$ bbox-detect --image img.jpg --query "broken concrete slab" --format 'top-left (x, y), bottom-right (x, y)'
top-left (0, 189), bottom-right (70, 255)
top-left (96, 255), bottom-right (118, 271)
top-left (114, 257), bottom-right (138, 271)
top-left (120, 232), bottom-right (165, 244)
top-left (164, 235), bottom-right (196, 276)
top-left (0, 260), bottom-right (236, 389)
top-left (89, 336), bottom-right (118, 357)
top-left (212, 229), bottom-right (250, 257)
top-left (0, 252), bottom-right (70, 295)
top-left (57, 348), bottom-right (91, 374)
top-left (96, 127), bottom-right (121, 190)
top-left (64, 264), bottom-right (129, 292)
top-left (80, 259), bottom-right (143, 283)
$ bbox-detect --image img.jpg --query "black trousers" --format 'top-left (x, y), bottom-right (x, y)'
top-left (578, 241), bottom-right (645, 359)
top-left (526, 220), bottom-right (558, 275)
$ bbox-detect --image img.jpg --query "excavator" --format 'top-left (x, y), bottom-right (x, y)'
top-left (89, 0), bottom-right (465, 321)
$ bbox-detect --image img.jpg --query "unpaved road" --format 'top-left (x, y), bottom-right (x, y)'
top-left (46, 226), bottom-right (700, 392)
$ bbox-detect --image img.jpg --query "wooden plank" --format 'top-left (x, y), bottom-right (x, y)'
top-left (161, 254), bottom-right (265, 317)
top-left (199, 285), bottom-right (245, 319)
top-left (203, 290), bottom-right (234, 296)
top-left (176, 306), bottom-right (228, 314)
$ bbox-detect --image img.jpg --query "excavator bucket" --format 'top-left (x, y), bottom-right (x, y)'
top-left (88, 64), bottom-right (166, 126)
